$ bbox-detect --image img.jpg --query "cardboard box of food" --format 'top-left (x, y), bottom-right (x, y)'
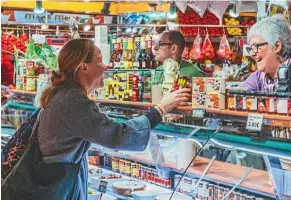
top-left (192, 92), bottom-right (206, 108)
top-left (206, 93), bottom-right (225, 109)
top-left (192, 77), bottom-right (206, 93)
top-left (206, 78), bottom-right (226, 94)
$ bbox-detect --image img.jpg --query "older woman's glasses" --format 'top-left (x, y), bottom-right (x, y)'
top-left (246, 42), bottom-right (268, 54)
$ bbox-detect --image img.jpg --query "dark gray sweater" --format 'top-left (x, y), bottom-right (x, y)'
top-left (36, 82), bottom-right (160, 199)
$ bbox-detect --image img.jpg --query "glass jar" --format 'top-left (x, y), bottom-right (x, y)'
top-left (257, 92), bottom-right (267, 113)
top-left (246, 91), bottom-right (258, 112)
top-left (267, 92), bottom-right (276, 114)
top-left (235, 91), bottom-right (244, 111)
top-left (277, 93), bottom-right (288, 115)
top-left (227, 90), bottom-right (235, 110)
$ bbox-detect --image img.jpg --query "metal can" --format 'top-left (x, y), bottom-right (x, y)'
top-left (131, 162), bottom-right (137, 178)
top-left (26, 76), bottom-right (37, 91)
top-left (217, 187), bottom-right (224, 200)
top-left (202, 182), bottom-right (209, 200)
top-left (223, 188), bottom-right (229, 200)
top-left (174, 175), bottom-right (182, 189)
top-left (198, 183), bottom-right (203, 200)
top-left (125, 160), bottom-right (131, 176)
top-left (233, 192), bottom-right (240, 200)
top-left (16, 75), bottom-right (26, 90)
top-left (119, 159), bottom-right (124, 174)
top-left (111, 157), bottom-right (117, 171)
top-left (214, 185), bottom-right (219, 200)
top-left (192, 179), bottom-right (199, 199)
top-left (208, 184), bottom-right (214, 200)
top-left (25, 60), bottom-right (35, 76)
top-left (140, 166), bottom-right (145, 180)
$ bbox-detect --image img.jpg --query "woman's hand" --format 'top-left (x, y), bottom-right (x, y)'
top-left (158, 88), bottom-right (191, 113)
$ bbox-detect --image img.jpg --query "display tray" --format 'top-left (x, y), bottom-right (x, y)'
top-left (8, 89), bottom-right (37, 96)
top-left (102, 150), bottom-right (274, 197)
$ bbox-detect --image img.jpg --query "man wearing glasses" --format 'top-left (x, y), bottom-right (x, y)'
top-left (154, 30), bottom-right (206, 83)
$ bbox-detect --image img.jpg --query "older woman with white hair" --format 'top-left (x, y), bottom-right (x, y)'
top-left (242, 14), bottom-right (291, 91)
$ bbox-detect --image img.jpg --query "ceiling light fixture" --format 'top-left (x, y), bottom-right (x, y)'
top-left (229, 3), bottom-right (239, 18)
top-left (167, 1), bottom-right (177, 20)
top-left (34, 0), bottom-right (45, 15)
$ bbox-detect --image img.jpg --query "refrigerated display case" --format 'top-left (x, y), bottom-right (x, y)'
top-left (1, 89), bottom-right (37, 149)
top-left (5, 89), bottom-right (291, 200)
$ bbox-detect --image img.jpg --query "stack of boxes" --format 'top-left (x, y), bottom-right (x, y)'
top-left (192, 77), bottom-right (226, 109)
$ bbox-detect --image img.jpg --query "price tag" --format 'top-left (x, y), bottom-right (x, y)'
top-left (246, 113), bottom-right (263, 131)
top-left (192, 108), bottom-right (206, 119)
top-left (98, 180), bottom-right (108, 193)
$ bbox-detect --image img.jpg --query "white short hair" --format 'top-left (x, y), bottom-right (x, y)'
top-left (247, 14), bottom-right (291, 57)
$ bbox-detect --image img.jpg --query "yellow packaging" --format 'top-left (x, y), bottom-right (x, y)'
top-left (192, 92), bottom-right (206, 108)
top-left (206, 93), bottom-right (225, 109)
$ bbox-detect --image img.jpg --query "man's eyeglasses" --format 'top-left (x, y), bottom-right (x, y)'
top-left (246, 42), bottom-right (268, 54)
top-left (155, 41), bottom-right (174, 49)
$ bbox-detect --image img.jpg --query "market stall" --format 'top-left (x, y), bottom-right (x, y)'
top-left (1, 1), bottom-right (291, 200)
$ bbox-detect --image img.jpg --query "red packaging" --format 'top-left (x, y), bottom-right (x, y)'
top-left (216, 34), bottom-right (231, 60)
top-left (200, 34), bottom-right (215, 61)
top-left (190, 34), bottom-right (202, 61)
top-left (288, 95), bottom-right (291, 115)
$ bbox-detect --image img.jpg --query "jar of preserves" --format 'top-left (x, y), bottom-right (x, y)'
top-left (227, 90), bottom-right (235, 110)
top-left (277, 93), bottom-right (288, 115)
top-left (235, 91), bottom-right (244, 111)
top-left (246, 91), bottom-right (258, 112)
top-left (266, 92), bottom-right (276, 114)
top-left (257, 92), bottom-right (267, 113)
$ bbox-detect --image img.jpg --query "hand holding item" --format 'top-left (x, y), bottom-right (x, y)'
top-left (157, 88), bottom-right (191, 114)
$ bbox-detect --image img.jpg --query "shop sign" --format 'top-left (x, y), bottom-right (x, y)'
top-left (1, 10), bottom-right (107, 24)
top-left (98, 180), bottom-right (108, 193)
top-left (246, 113), bottom-right (263, 131)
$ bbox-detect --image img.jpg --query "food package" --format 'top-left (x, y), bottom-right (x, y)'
top-left (206, 78), bottom-right (226, 94)
top-left (200, 34), bottom-right (215, 61)
top-left (216, 34), bottom-right (231, 60)
top-left (162, 59), bottom-right (179, 95)
top-left (112, 180), bottom-right (146, 196)
top-left (207, 0), bottom-right (230, 20)
top-left (181, 45), bottom-right (190, 60)
top-left (192, 77), bottom-right (206, 93)
top-left (172, 75), bottom-right (190, 91)
top-left (206, 93), bottom-right (225, 109)
top-left (188, 1), bottom-right (211, 18)
top-left (190, 34), bottom-right (202, 61)
top-left (192, 92), bottom-right (206, 108)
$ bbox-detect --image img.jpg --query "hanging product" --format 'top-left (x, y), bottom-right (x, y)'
top-left (190, 33), bottom-right (202, 61)
top-left (200, 33), bottom-right (215, 61)
top-left (216, 34), bottom-right (231, 61)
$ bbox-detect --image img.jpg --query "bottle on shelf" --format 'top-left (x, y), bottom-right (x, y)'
top-left (114, 38), bottom-right (122, 69)
top-left (145, 35), bottom-right (153, 69)
top-left (109, 38), bottom-right (117, 69)
top-left (138, 37), bottom-right (146, 69)
top-left (120, 37), bottom-right (128, 69)
top-left (127, 37), bottom-right (134, 69)
top-left (133, 37), bottom-right (140, 69)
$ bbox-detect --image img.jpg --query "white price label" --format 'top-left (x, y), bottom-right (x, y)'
top-left (192, 108), bottom-right (206, 118)
top-left (246, 113), bottom-right (263, 131)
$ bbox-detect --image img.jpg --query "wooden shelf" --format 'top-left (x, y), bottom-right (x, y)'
top-left (99, 149), bottom-right (274, 197)
top-left (7, 90), bottom-right (291, 124)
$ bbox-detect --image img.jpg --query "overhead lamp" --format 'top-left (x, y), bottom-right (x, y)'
top-left (101, 1), bottom-right (111, 15)
top-left (83, 24), bottom-right (91, 32)
top-left (34, 0), bottom-right (45, 15)
top-left (167, 2), bottom-right (177, 20)
top-left (229, 3), bottom-right (239, 18)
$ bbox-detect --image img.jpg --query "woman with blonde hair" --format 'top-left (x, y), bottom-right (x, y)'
top-left (34, 39), bottom-right (190, 199)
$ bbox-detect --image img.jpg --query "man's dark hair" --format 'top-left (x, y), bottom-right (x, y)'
top-left (167, 30), bottom-right (185, 55)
